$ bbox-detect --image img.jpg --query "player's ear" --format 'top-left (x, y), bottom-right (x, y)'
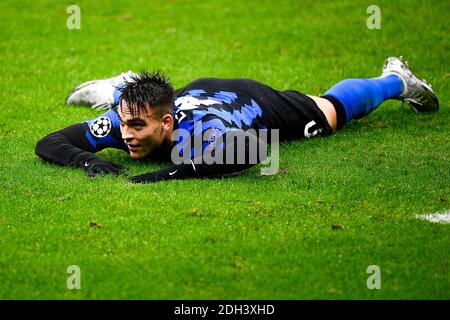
top-left (161, 113), bottom-right (173, 132)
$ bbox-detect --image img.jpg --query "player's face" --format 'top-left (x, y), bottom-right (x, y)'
top-left (118, 102), bottom-right (167, 159)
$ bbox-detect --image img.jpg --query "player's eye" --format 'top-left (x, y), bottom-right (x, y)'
top-left (131, 123), bottom-right (145, 129)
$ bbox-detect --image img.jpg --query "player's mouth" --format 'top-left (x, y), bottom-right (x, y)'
top-left (127, 144), bottom-right (140, 152)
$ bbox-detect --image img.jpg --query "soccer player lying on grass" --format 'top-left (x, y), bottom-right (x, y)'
top-left (35, 57), bottom-right (439, 183)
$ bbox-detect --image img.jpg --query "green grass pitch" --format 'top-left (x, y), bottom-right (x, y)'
top-left (0, 0), bottom-right (449, 299)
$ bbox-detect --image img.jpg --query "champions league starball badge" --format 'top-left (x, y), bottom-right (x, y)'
top-left (90, 117), bottom-right (112, 138)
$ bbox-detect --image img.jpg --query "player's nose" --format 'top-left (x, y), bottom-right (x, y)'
top-left (121, 126), bottom-right (134, 142)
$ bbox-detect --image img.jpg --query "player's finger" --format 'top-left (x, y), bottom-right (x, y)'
top-left (93, 166), bottom-right (107, 176)
top-left (105, 164), bottom-right (126, 176)
top-left (86, 168), bottom-right (98, 177)
top-left (106, 167), bottom-right (121, 176)
top-left (112, 164), bottom-right (124, 171)
top-left (128, 173), bottom-right (153, 184)
top-left (106, 164), bottom-right (123, 175)
top-left (113, 165), bottom-right (126, 175)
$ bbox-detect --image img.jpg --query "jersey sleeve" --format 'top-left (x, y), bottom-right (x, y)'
top-left (35, 107), bottom-right (127, 167)
top-left (81, 107), bottom-right (127, 152)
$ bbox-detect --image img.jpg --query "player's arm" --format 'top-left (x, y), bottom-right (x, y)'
top-left (128, 130), bottom-right (267, 183)
top-left (35, 108), bottom-right (127, 176)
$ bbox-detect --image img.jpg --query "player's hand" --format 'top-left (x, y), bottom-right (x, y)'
top-left (128, 166), bottom-right (182, 183)
top-left (83, 158), bottom-right (125, 177)
top-left (129, 162), bottom-right (199, 184)
top-left (128, 171), bottom-right (164, 183)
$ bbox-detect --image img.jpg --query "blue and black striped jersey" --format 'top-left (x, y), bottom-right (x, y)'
top-left (80, 77), bottom-right (331, 158)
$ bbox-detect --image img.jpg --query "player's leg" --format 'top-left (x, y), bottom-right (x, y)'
top-left (322, 74), bottom-right (405, 131)
top-left (307, 96), bottom-right (337, 132)
top-left (66, 71), bottom-right (137, 109)
top-left (313, 56), bottom-right (439, 132)
top-left (308, 74), bottom-right (402, 132)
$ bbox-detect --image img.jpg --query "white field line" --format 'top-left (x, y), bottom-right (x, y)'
top-left (416, 210), bottom-right (450, 224)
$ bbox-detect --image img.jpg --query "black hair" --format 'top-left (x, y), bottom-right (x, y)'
top-left (119, 70), bottom-right (174, 118)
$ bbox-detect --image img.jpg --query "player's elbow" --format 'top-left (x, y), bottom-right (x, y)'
top-left (35, 135), bottom-right (49, 159)
top-left (35, 132), bottom-right (59, 159)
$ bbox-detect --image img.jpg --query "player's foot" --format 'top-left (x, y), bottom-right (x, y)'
top-left (66, 71), bottom-right (137, 110)
top-left (381, 56), bottom-right (439, 112)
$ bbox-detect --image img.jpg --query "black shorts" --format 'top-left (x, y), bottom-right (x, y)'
top-left (175, 78), bottom-right (333, 142)
top-left (260, 88), bottom-right (333, 141)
